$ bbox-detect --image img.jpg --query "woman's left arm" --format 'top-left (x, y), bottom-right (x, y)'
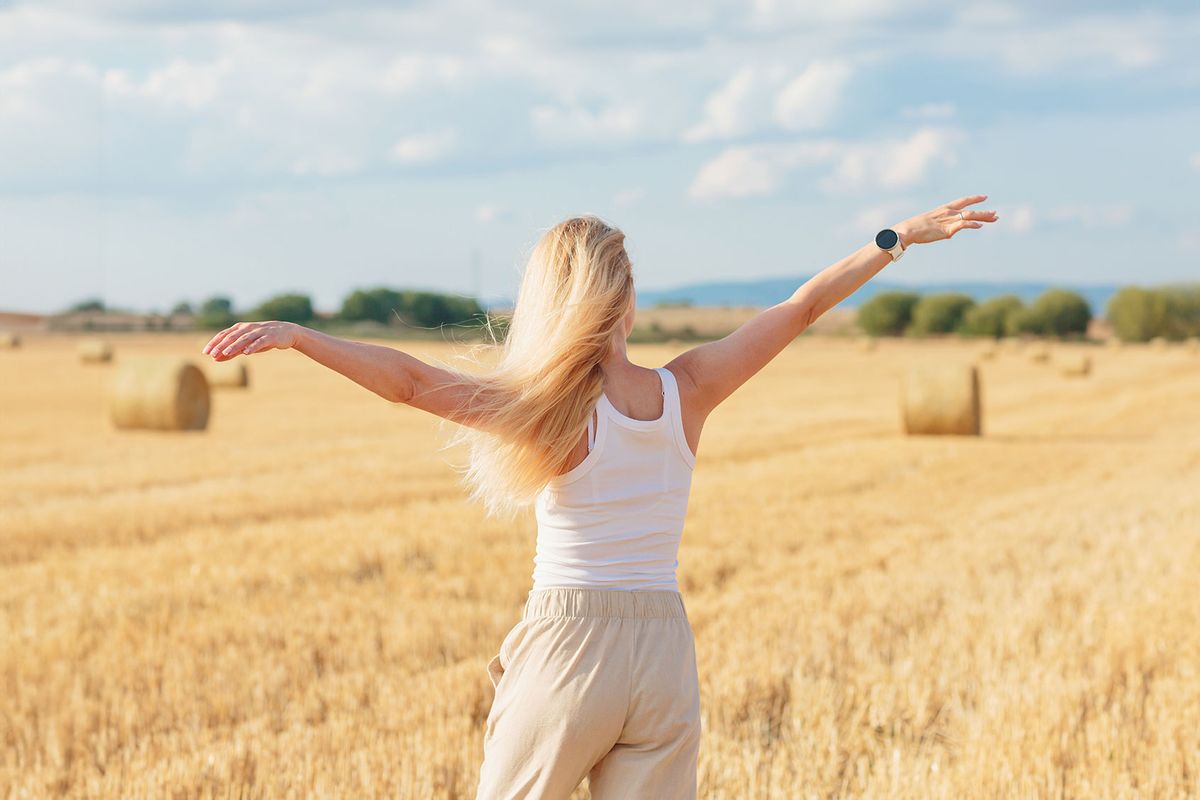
top-left (202, 322), bottom-right (479, 422)
top-left (787, 195), bottom-right (998, 329)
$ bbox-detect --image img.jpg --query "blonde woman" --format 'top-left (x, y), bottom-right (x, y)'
top-left (202, 195), bottom-right (997, 798)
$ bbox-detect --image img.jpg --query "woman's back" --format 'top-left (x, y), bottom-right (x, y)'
top-left (532, 366), bottom-right (696, 592)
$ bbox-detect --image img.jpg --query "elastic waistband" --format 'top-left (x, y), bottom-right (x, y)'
top-left (523, 587), bottom-right (687, 619)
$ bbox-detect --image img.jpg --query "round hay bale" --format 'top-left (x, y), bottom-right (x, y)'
top-left (1058, 354), bottom-right (1092, 377)
top-left (78, 339), bottom-right (113, 364)
top-left (901, 365), bottom-right (981, 436)
top-left (203, 359), bottom-right (250, 389)
top-left (1029, 344), bottom-right (1050, 364)
top-left (1150, 336), bottom-right (1168, 350)
top-left (858, 337), bottom-right (877, 353)
top-left (110, 358), bottom-right (210, 431)
top-left (1106, 337), bottom-right (1123, 349)
top-left (1188, 337), bottom-right (1199, 354)
top-left (1001, 337), bottom-right (1023, 353)
top-left (0, 331), bottom-right (20, 349)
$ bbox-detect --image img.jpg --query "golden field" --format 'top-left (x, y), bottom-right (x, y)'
top-left (2, 333), bottom-right (1198, 799)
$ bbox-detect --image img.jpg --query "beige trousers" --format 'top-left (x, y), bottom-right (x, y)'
top-left (476, 587), bottom-right (701, 799)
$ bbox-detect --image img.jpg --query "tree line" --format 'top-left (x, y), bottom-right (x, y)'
top-left (857, 284), bottom-right (1200, 342)
top-left (64, 282), bottom-right (1198, 343)
top-left (164, 288), bottom-right (487, 331)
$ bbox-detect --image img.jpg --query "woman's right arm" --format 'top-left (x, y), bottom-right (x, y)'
top-left (201, 322), bottom-right (487, 425)
top-left (668, 194), bottom-right (999, 420)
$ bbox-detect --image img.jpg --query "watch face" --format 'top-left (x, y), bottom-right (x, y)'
top-left (875, 229), bottom-right (898, 250)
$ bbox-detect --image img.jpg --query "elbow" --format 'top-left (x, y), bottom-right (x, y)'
top-left (797, 308), bottom-right (817, 336)
top-left (383, 373), bottom-right (417, 404)
top-left (785, 298), bottom-right (818, 337)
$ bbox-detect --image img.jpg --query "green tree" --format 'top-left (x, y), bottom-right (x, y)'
top-left (909, 292), bottom-right (976, 336)
top-left (857, 291), bottom-right (920, 337)
top-left (170, 301), bottom-right (195, 316)
top-left (1107, 287), bottom-right (1168, 342)
top-left (1161, 284), bottom-right (1200, 340)
top-left (250, 293), bottom-right (314, 324)
top-left (340, 287), bottom-right (405, 324)
top-left (411, 291), bottom-right (484, 327)
top-left (959, 294), bottom-right (1024, 338)
top-left (198, 296), bottom-right (236, 329)
top-left (69, 298), bottom-right (105, 313)
top-left (340, 287), bottom-right (484, 328)
top-left (1012, 289), bottom-right (1092, 338)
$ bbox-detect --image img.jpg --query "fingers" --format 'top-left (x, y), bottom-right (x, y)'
top-left (214, 329), bottom-right (267, 360)
top-left (204, 323), bottom-right (255, 358)
top-left (203, 323), bottom-right (244, 356)
top-left (947, 194), bottom-right (988, 210)
top-left (243, 334), bottom-right (276, 355)
top-left (201, 328), bottom-right (231, 355)
top-left (947, 219), bottom-right (984, 237)
top-left (961, 208), bottom-right (999, 222)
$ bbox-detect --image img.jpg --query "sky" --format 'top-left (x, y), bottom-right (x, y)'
top-left (2, 0), bottom-right (1198, 314)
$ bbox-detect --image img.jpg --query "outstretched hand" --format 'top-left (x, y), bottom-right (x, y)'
top-left (202, 320), bottom-right (299, 361)
top-left (896, 194), bottom-right (999, 246)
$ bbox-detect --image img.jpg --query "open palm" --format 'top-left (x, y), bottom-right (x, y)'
top-left (899, 194), bottom-right (999, 245)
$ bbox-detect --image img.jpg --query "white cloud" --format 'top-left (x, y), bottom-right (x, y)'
top-left (689, 127), bottom-right (962, 201)
top-left (613, 188), bottom-right (645, 207)
top-left (1, 0), bottom-right (1198, 314)
top-left (1008, 204), bottom-right (1036, 233)
top-left (1045, 204), bottom-right (1134, 227)
top-left (531, 103), bottom-right (643, 144)
top-left (137, 57), bottom-right (231, 110)
top-left (689, 147), bottom-right (780, 200)
top-left (0, 0), bottom-right (1195, 202)
top-left (774, 60), bottom-right (852, 131)
top-left (683, 66), bottom-right (758, 142)
top-left (997, 203), bottom-right (1135, 233)
top-left (808, 127), bottom-right (963, 194)
top-left (288, 152), bottom-right (361, 177)
top-left (902, 102), bottom-right (956, 120)
top-left (851, 202), bottom-right (909, 232)
top-left (941, 11), bottom-right (1171, 75)
top-left (952, 4), bottom-right (1024, 27)
top-left (0, 21), bottom-right (487, 187)
top-left (684, 60), bottom-right (853, 142)
top-left (388, 130), bottom-right (457, 164)
top-left (0, 58), bottom-right (106, 182)
top-left (378, 54), bottom-right (464, 93)
top-left (860, 126), bottom-right (962, 191)
top-left (750, 0), bottom-right (917, 26)
top-left (475, 203), bottom-right (514, 223)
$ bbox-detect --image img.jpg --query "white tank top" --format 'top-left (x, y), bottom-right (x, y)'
top-left (531, 366), bottom-right (697, 592)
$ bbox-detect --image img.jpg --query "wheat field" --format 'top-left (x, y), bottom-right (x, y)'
top-left (2, 334), bottom-right (1198, 799)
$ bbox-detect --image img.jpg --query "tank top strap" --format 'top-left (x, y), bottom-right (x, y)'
top-left (654, 366), bottom-right (697, 469)
top-left (654, 366), bottom-right (678, 420)
top-left (586, 408), bottom-right (596, 452)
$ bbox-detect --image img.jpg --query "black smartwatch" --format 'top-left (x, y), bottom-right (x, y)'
top-left (875, 228), bottom-right (906, 262)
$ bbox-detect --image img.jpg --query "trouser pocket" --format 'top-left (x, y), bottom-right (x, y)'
top-left (486, 651), bottom-right (504, 688)
top-left (486, 619), bottom-right (528, 689)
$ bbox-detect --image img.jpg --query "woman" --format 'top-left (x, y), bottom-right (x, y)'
top-left (202, 195), bottom-right (998, 798)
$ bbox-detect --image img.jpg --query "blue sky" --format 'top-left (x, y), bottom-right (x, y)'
top-left (2, 0), bottom-right (1198, 313)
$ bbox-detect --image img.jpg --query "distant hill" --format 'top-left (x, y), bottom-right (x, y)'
top-left (633, 277), bottom-right (1121, 313)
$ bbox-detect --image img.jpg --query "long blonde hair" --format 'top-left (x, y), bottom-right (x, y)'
top-left (442, 215), bottom-right (634, 518)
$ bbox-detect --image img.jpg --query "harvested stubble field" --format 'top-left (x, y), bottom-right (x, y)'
top-left (2, 334), bottom-right (1199, 799)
